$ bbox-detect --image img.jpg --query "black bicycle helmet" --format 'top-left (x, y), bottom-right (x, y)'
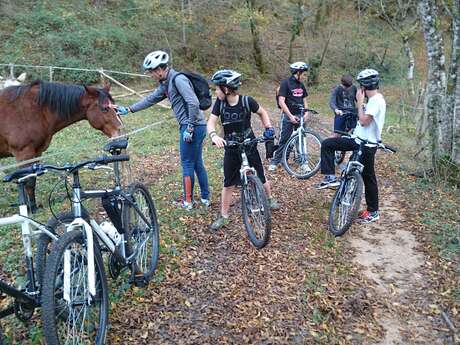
top-left (210, 69), bottom-right (242, 90)
top-left (290, 61), bottom-right (309, 74)
top-left (356, 68), bottom-right (380, 90)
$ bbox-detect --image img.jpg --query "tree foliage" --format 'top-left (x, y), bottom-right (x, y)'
top-left (0, 0), bottom-right (404, 84)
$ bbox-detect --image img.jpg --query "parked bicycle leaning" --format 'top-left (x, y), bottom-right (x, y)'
top-left (207, 69), bottom-right (279, 232)
top-left (315, 68), bottom-right (386, 224)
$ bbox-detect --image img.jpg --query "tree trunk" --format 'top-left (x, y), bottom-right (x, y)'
top-left (447, 0), bottom-right (460, 165)
top-left (418, 0), bottom-right (447, 166)
top-left (403, 35), bottom-right (415, 95)
top-left (246, 0), bottom-right (265, 74)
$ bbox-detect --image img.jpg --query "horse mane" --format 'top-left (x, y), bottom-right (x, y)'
top-left (9, 80), bottom-right (91, 120)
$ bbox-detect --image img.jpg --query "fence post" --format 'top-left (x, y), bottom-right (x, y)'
top-left (49, 66), bottom-right (53, 82)
top-left (9, 63), bottom-right (14, 78)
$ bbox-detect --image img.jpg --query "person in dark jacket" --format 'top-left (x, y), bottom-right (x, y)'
top-left (114, 50), bottom-right (210, 210)
top-left (329, 74), bottom-right (358, 137)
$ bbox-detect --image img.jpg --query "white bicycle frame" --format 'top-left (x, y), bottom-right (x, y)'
top-left (0, 173), bottom-right (58, 294)
top-left (0, 205), bottom-right (58, 261)
top-left (290, 115), bottom-right (308, 160)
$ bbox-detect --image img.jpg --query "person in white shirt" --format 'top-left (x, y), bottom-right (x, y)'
top-left (315, 69), bottom-right (385, 223)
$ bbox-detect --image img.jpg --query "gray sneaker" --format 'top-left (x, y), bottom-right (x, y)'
top-left (314, 176), bottom-right (340, 190)
top-left (209, 216), bottom-right (230, 231)
top-left (268, 197), bottom-right (280, 210)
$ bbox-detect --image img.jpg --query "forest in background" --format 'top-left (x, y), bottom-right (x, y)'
top-left (0, 0), bottom-right (406, 86)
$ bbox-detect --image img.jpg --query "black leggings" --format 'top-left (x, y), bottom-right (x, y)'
top-left (320, 137), bottom-right (379, 212)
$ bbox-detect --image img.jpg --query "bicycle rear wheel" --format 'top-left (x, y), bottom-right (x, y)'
top-left (41, 230), bottom-right (109, 345)
top-left (122, 182), bottom-right (159, 283)
top-left (282, 129), bottom-right (322, 179)
top-left (241, 174), bottom-right (271, 249)
top-left (328, 170), bottom-right (363, 236)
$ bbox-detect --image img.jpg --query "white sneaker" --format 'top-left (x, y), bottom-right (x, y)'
top-left (200, 198), bottom-right (211, 208)
top-left (268, 164), bottom-right (278, 171)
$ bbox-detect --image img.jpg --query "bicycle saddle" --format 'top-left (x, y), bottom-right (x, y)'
top-left (104, 139), bottom-right (128, 154)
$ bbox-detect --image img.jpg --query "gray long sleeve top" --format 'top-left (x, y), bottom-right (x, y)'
top-left (329, 84), bottom-right (358, 114)
top-left (129, 68), bottom-right (206, 126)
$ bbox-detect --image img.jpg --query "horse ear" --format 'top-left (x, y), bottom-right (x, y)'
top-left (84, 85), bottom-right (99, 97)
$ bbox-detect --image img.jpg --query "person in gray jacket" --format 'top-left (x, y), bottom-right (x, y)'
top-left (115, 50), bottom-right (210, 210)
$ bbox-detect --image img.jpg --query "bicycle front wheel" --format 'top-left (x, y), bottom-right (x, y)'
top-left (122, 182), bottom-right (159, 283)
top-left (41, 230), bottom-right (109, 345)
top-left (328, 170), bottom-right (363, 236)
top-left (241, 174), bottom-right (271, 249)
top-left (282, 129), bottom-right (322, 179)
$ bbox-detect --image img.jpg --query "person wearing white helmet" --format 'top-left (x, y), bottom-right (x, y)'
top-left (207, 69), bottom-right (279, 230)
top-left (268, 61), bottom-right (310, 171)
top-left (315, 68), bottom-right (386, 223)
top-left (113, 50), bottom-right (210, 211)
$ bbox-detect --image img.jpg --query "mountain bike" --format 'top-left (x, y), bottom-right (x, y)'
top-left (226, 136), bottom-right (272, 249)
top-left (328, 132), bottom-right (396, 236)
top-left (282, 106), bottom-right (322, 179)
top-left (0, 165), bottom-right (59, 342)
top-left (31, 142), bottom-right (159, 345)
top-left (334, 111), bottom-right (357, 166)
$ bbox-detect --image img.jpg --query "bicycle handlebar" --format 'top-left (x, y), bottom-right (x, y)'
top-left (225, 136), bottom-right (267, 148)
top-left (333, 131), bottom-right (397, 153)
top-left (3, 154), bottom-right (130, 183)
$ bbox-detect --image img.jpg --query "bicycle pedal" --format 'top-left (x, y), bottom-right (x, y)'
top-left (130, 274), bottom-right (148, 288)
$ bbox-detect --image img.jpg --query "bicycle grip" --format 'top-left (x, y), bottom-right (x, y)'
top-left (95, 154), bottom-right (130, 165)
top-left (384, 144), bottom-right (397, 153)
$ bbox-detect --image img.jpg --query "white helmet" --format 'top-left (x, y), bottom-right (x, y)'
top-left (143, 50), bottom-right (169, 71)
top-left (290, 61), bottom-right (309, 74)
top-left (356, 68), bottom-right (380, 90)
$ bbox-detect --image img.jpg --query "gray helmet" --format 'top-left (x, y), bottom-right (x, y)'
top-left (290, 61), bottom-right (309, 74)
top-left (210, 69), bottom-right (242, 89)
top-left (357, 68), bottom-right (380, 90)
top-left (143, 50), bottom-right (169, 71)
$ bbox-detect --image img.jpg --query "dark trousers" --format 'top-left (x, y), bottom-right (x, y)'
top-left (321, 137), bottom-right (379, 212)
top-left (271, 113), bottom-right (295, 165)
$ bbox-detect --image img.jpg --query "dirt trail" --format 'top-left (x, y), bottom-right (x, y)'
top-left (348, 181), bottom-right (447, 344)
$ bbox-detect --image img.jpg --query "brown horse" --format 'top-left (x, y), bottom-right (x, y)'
top-left (0, 79), bottom-right (123, 211)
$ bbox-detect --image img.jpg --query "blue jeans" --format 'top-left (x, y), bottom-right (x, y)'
top-left (179, 124), bottom-right (209, 202)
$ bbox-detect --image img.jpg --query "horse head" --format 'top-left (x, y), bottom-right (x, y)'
top-left (83, 83), bottom-right (123, 138)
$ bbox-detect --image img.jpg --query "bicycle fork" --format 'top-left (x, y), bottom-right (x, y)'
top-left (63, 218), bottom-right (96, 301)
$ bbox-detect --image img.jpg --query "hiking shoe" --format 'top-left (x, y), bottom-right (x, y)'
top-left (200, 198), bottom-right (211, 209)
top-left (268, 163), bottom-right (278, 171)
top-left (314, 176), bottom-right (340, 190)
top-left (358, 210), bottom-right (380, 223)
top-left (268, 197), bottom-right (280, 210)
top-left (209, 216), bottom-right (230, 231)
top-left (172, 199), bottom-right (194, 211)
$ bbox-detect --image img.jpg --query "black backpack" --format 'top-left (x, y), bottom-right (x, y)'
top-left (172, 72), bottom-right (212, 110)
top-left (219, 95), bottom-right (251, 117)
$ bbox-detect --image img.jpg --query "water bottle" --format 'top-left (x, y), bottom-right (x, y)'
top-left (100, 221), bottom-right (121, 245)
